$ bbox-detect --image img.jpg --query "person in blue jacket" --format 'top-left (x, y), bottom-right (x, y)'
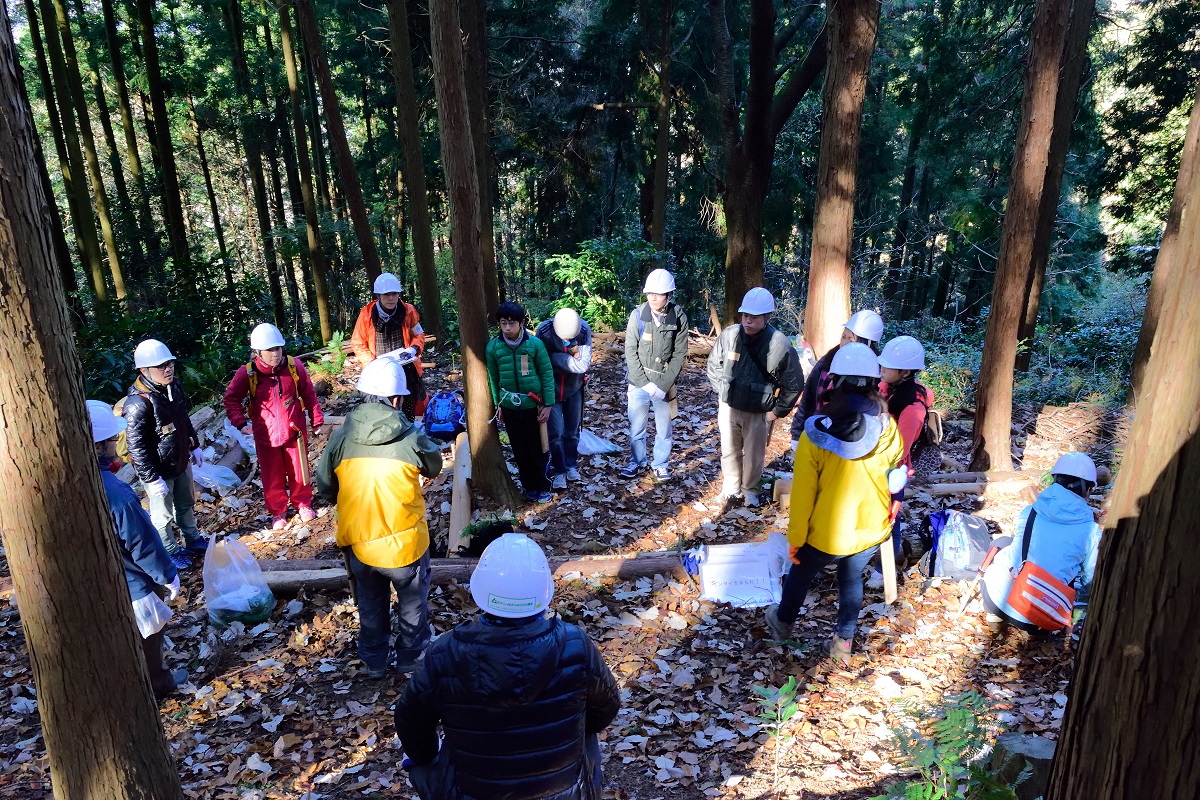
top-left (88, 400), bottom-right (188, 699)
top-left (981, 452), bottom-right (1102, 632)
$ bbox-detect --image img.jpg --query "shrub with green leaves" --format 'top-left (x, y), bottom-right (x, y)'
top-left (544, 237), bottom-right (663, 331)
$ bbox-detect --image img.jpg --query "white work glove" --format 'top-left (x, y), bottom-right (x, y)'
top-left (644, 383), bottom-right (666, 401)
top-left (887, 466), bottom-right (909, 495)
top-left (190, 448), bottom-right (205, 467)
top-left (164, 575), bottom-right (181, 602)
top-left (145, 477), bottom-right (169, 497)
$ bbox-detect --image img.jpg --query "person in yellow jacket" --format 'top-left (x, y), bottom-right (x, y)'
top-left (316, 357), bottom-right (443, 679)
top-left (764, 343), bottom-right (906, 661)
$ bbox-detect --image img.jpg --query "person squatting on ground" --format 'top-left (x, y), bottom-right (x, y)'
top-left (535, 308), bottom-right (593, 490)
top-left (870, 335), bottom-right (934, 585)
top-left (980, 452), bottom-right (1102, 633)
top-left (394, 533), bottom-right (621, 800)
top-left (706, 288), bottom-right (803, 507)
top-left (316, 357), bottom-right (443, 678)
top-left (766, 343), bottom-right (906, 661)
top-left (790, 309), bottom-right (884, 454)
top-left (224, 323), bottom-right (324, 530)
top-left (351, 272), bottom-right (428, 419)
top-left (123, 339), bottom-right (209, 569)
top-left (620, 268), bottom-right (689, 481)
top-left (486, 302), bottom-right (556, 504)
top-left (89, 400), bottom-right (188, 699)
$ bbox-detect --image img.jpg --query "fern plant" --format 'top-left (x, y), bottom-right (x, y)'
top-left (753, 676), bottom-right (802, 796)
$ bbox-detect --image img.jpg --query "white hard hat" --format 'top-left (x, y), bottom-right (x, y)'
top-left (133, 339), bottom-right (175, 368)
top-left (250, 323), bottom-right (286, 351)
top-left (643, 268), bottom-right (676, 294)
top-left (373, 272), bottom-right (403, 295)
top-left (553, 308), bottom-right (581, 340)
top-left (830, 342), bottom-right (881, 379)
top-left (1051, 452), bottom-right (1097, 484)
top-left (356, 356), bottom-right (409, 397)
top-left (844, 309), bottom-right (884, 344)
top-left (738, 287), bottom-right (776, 315)
top-left (878, 336), bottom-right (925, 371)
top-left (470, 533), bottom-right (554, 618)
top-left (87, 399), bottom-right (127, 443)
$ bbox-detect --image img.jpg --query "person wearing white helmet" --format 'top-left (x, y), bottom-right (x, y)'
top-left (620, 267), bottom-right (689, 480)
top-left (88, 400), bottom-right (188, 699)
top-left (395, 533), bottom-right (620, 800)
top-left (535, 307), bottom-right (594, 489)
top-left (123, 339), bottom-right (208, 567)
top-left (789, 308), bottom-right (885, 453)
top-left (316, 356), bottom-right (443, 679)
top-left (350, 272), bottom-right (429, 418)
top-left (224, 323), bottom-right (325, 530)
top-left (980, 452), bottom-right (1102, 633)
top-left (765, 343), bottom-right (906, 662)
top-left (706, 288), bottom-right (804, 507)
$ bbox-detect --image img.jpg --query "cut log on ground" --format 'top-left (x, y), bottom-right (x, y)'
top-left (921, 466), bottom-right (1110, 485)
top-left (447, 431), bottom-right (472, 556)
top-left (259, 552), bottom-right (687, 594)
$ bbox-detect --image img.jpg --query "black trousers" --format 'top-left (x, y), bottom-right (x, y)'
top-left (501, 406), bottom-right (549, 495)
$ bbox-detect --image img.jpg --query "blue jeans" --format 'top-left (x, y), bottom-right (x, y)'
top-left (776, 543), bottom-right (880, 640)
top-left (548, 390), bottom-right (583, 475)
top-left (345, 548), bottom-right (431, 670)
top-left (408, 733), bottom-right (603, 800)
top-left (627, 384), bottom-right (673, 469)
top-left (144, 466), bottom-right (202, 554)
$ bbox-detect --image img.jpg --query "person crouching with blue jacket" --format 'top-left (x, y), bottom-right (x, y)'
top-left (395, 533), bottom-right (620, 800)
top-left (981, 452), bottom-right (1102, 632)
top-left (88, 400), bottom-right (188, 700)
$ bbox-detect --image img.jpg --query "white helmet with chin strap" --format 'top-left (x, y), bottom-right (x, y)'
top-left (844, 309), bottom-right (884, 344)
top-left (373, 272), bottom-right (403, 295)
top-left (878, 336), bottom-right (925, 371)
top-left (133, 339), bottom-right (175, 368)
top-left (250, 323), bottom-right (286, 351)
top-left (1051, 452), bottom-right (1097, 485)
top-left (356, 356), bottom-right (409, 397)
top-left (470, 533), bottom-right (554, 618)
top-left (738, 287), bottom-right (775, 315)
top-left (642, 268), bottom-right (676, 294)
top-left (87, 399), bottom-right (127, 443)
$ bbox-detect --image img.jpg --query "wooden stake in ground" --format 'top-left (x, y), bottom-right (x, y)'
top-left (0, 13), bottom-right (183, 795)
top-left (1045, 82), bottom-right (1200, 800)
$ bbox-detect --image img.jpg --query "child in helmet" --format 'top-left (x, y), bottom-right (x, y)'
top-left (980, 452), bottom-right (1102, 632)
top-left (351, 272), bottom-right (428, 419)
top-left (706, 288), bottom-right (804, 507)
top-left (534, 307), bottom-right (593, 490)
top-left (766, 343), bottom-right (905, 661)
top-left (224, 323), bottom-right (324, 530)
top-left (123, 339), bottom-right (208, 568)
top-left (395, 533), bottom-right (620, 800)
top-left (620, 268), bottom-right (689, 481)
top-left (790, 309), bottom-right (884, 453)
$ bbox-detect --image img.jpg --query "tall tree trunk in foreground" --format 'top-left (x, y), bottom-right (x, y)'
top-left (461, 0), bottom-right (499, 312)
top-left (970, 0), bottom-right (1095, 471)
top-left (804, 0), bottom-right (880, 357)
top-left (294, 0), bottom-right (383, 283)
top-left (651, 0), bottom-right (672, 251)
top-left (429, 0), bottom-right (522, 507)
top-left (280, 1), bottom-right (332, 343)
top-left (1044, 86), bottom-right (1200, 800)
top-left (386, 0), bottom-right (442, 339)
top-left (135, 0), bottom-right (191, 283)
top-left (1128, 86), bottom-right (1199, 407)
top-left (0, 13), bottom-right (184, 796)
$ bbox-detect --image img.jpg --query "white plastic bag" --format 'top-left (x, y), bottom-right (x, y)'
top-left (578, 428), bottom-right (620, 456)
top-left (692, 532), bottom-right (790, 608)
top-left (203, 536), bottom-right (276, 629)
top-left (131, 591), bottom-right (173, 638)
top-left (223, 418), bottom-right (257, 457)
top-left (192, 462), bottom-right (241, 495)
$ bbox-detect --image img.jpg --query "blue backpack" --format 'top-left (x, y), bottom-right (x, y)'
top-left (426, 390), bottom-right (466, 441)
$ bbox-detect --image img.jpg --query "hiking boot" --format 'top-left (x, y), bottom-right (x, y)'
top-left (764, 604), bottom-right (791, 640)
top-left (297, 505), bottom-right (316, 523)
top-left (618, 462), bottom-right (645, 479)
top-left (826, 635), bottom-right (853, 662)
top-left (743, 490), bottom-right (761, 508)
top-left (365, 664), bottom-right (389, 680)
top-left (167, 551), bottom-right (192, 571)
top-left (551, 473), bottom-right (567, 490)
top-left (525, 491), bottom-right (553, 504)
top-left (182, 537), bottom-right (208, 556)
top-left (271, 515), bottom-right (289, 531)
top-left (566, 467), bottom-right (582, 482)
top-left (651, 466), bottom-right (671, 482)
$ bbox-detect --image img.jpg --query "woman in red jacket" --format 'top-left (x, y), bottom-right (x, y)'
top-left (224, 324), bottom-right (324, 529)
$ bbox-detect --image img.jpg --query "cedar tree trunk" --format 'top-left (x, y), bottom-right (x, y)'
top-left (461, 0), bottom-right (500, 312)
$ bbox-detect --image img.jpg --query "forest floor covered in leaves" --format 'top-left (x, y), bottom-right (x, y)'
top-left (0, 344), bottom-right (1112, 799)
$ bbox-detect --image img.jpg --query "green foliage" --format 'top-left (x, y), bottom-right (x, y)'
top-left (753, 675), bottom-right (802, 796)
top-left (307, 331), bottom-right (348, 383)
top-left (543, 237), bottom-right (662, 331)
top-left (872, 690), bottom-right (1027, 800)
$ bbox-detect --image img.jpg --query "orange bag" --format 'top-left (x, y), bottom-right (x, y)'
top-left (1005, 509), bottom-right (1076, 630)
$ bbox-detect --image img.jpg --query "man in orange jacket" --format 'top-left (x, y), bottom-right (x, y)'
top-left (351, 272), bottom-right (427, 418)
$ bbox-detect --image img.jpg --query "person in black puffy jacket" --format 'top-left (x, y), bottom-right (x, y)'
top-left (395, 533), bottom-right (620, 800)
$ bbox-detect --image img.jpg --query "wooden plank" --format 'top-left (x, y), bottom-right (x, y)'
top-left (447, 432), bottom-right (472, 556)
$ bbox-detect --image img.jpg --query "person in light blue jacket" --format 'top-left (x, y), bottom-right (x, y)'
top-left (981, 452), bottom-right (1102, 631)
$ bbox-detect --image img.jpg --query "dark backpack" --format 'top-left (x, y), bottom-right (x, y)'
top-left (426, 390), bottom-right (466, 441)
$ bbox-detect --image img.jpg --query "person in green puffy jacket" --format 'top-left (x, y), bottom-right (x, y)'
top-left (485, 302), bottom-right (556, 503)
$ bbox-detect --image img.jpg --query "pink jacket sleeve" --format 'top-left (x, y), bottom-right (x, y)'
top-left (223, 366), bottom-right (251, 429)
top-left (295, 360), bottom-right (324, 428)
